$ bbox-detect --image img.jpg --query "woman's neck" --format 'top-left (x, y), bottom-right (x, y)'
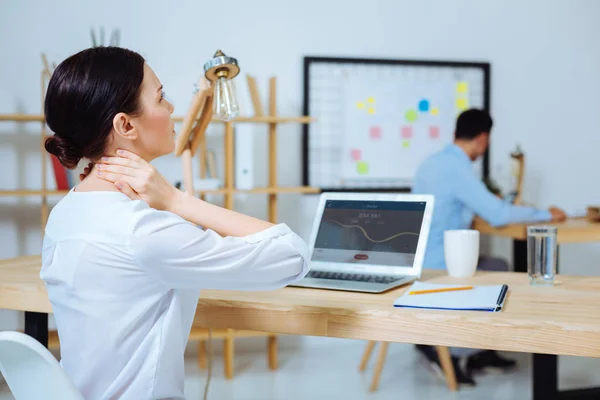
top-left (73, 166), bottom-right (120, 192)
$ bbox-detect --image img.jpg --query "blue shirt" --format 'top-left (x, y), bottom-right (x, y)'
top-left (412, 144), bottom-right (552, 270)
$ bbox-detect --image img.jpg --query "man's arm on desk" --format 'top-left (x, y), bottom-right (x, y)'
top-left (454, 166), bottom-right (566, 227)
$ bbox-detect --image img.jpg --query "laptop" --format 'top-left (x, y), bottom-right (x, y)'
top-left (289, 192), bottom-right (434, 293)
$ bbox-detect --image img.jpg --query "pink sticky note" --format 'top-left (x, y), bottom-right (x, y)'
top-left (351, 149), bottom-right (361, 161)
top-left (401, 126), bottom-right (413, 139)
top-left (429, 126), bottom-right (440, 139)
top-left (369, 126), bottom-right (382, 140)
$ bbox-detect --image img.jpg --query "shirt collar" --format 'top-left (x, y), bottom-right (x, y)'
top-left (446, 143), bottom-right (472, 164)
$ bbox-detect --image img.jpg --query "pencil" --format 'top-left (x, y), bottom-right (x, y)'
top-left (408, 286), bottom-right (473, 295)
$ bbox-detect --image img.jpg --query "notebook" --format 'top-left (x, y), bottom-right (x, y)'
top-left (393, 282), bottom-right (509, 312)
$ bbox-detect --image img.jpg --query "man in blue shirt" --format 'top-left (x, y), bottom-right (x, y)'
top-left (411, 109), bottom-right (566, 386)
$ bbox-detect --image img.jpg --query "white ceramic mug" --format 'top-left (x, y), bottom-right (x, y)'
top-left (444, 229), bottom-right (480, 278)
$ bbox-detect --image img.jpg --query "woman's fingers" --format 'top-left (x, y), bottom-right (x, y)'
top-left (96, 164), bottom-right (138, 177)
top-left (99, 156), bottom-right (138, 168)
top-left (114, 180), bottom-right (142, 201)
top-left (80, 162), bottom-right (94, 182)
top-left (94, 170), bottom-right (143, 191)
top-left (115, 149), bottom-right (144, 163)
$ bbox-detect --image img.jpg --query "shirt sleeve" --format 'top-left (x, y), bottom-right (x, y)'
top-left (453, 164), bottom-right (552, 227)
top-left (130, 208), bottom-right (310, 291)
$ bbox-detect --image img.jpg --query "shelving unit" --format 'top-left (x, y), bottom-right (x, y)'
top-left (1, 59), bottom-right (320, 380)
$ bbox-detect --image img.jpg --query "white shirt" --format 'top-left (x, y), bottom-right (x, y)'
top-left (40, 189), bottom-right (310, 400)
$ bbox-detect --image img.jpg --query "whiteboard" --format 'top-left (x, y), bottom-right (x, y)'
top-left (302, 57), bottom-right (490, 191)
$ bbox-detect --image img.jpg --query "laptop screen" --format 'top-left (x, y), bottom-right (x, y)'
top-left (311, 200), bottom-right (426, 268)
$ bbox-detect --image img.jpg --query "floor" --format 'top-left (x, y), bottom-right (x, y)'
top-left (1, 339), bottom-right (600, 399)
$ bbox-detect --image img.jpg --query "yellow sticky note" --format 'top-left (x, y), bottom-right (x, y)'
top-left (456, 98), bottom-right (468, 110)
top-left (403, 141), bottom-right (410, 148)
top-left (367, 97), bottom-right (375, 103)
top-left (457, 82), bottom-right (468, 93)
top-left (431, 107), bottom-right (439, 116)
top-left (357, 161), bottom-right (368, 174)
top-left (367, 107), bottom-right (375, 115)
top-left (356, 102), bottom-right (365, 109)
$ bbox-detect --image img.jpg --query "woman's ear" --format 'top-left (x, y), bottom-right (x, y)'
top-left (112, 112), bottom-right (137, 141)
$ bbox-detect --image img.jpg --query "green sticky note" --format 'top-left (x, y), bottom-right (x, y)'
top-left (405, 109), bottom-right (418, 123)
top-left (403, 141), bottom-right (410, 148)
top-left (357, 161), bottom-right (368, 174)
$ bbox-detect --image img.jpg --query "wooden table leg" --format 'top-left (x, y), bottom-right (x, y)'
top-left (224, 329), bottom-right (234, 380)
top-left (436, 346), bottom-right (457, 391)
top-left (198, 340), bottom-right (207, 369)
top-left (267, 334), bottom-right (278, 370)
top-left (359, 341), bottom-right (376, 371)
top-left (369, 342), bottom-right (389, 392)
top-left (24, 311), bottom-right (48, 348)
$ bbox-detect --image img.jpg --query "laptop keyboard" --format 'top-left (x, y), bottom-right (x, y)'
top-left (306, 270), bottom-right (402, 284)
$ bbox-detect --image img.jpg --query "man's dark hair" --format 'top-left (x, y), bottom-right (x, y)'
top-left (454, 109), bottom-right (493, 140)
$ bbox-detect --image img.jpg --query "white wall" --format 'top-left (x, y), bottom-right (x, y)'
top-left (1, 0), bottom-right (599, 346)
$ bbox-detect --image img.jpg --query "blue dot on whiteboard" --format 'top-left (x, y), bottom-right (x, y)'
top-left (418, 99), bottom-right (430, 112)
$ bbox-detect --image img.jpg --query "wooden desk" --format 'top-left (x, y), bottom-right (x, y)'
top-left (473, 216), bottom-right (600, 400)
top-left (473, 217), bottom-right (600, 244)
top-left (1, 255), bottom-right (600, 399)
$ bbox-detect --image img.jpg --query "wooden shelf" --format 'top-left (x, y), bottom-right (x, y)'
top-left (240, 186), bottom-right (320, 194)
top-left (0, 187), bottom-right (320, 198)
top-left (1, 114), bottom-right (315, 124)
top-left (0, 190), bottom-right (69, 197)
top-left (195, 188), bottom-right (229, 195)
top-left (0, 114), bottom-right (45, 122)
top-left (195, 186), bottom-right (320, 196)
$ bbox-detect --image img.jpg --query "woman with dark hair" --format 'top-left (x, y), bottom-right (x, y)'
top-left (41, 46), bottom-right (310, 400)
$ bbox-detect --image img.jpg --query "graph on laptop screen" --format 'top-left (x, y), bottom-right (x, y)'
top-left (311, 200), bottom-right (425, 267)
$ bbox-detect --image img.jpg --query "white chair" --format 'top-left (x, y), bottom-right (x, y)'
top-left (0, 331), bottom-right (84, 400)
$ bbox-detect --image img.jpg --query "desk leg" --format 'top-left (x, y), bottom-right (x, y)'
top-left (24, 311), bottom-right (48, 348)
top-left (533, 353), bottom-right (557, 399)
top-left (513, 239), bottom-right (527, 273)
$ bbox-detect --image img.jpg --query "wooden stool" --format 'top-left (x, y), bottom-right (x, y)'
top-left (358, 341), bottom-right (457, 392)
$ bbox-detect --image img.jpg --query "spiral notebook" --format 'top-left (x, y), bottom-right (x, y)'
top-left (393, 282), bottom-right (509, 312)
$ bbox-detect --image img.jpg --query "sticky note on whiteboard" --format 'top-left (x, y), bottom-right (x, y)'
top-left (401, 126), bottom-right (413, 139)
top-left (357, 161), bottom-right (368, 174)
top-left (457, 82), bottom-right (468, 93)
top-left (405, 109), bottom-right (418, 123)
top-left (369, 126), bottom-right (382, 139)
top-left (429, 126), bottom-right (440, 139)
top-left (351, 149), bottom-right (361, 161)
top-left (456, 98), bottom-right (468, 110)
top-left (356, 102), bottom-right (365, 109)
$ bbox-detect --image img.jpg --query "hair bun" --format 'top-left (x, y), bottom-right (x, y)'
top-left (44, 134), bottom-right (83, 170)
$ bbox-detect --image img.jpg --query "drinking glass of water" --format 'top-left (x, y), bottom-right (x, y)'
top-left (527, 226), bottom-right (558, 285)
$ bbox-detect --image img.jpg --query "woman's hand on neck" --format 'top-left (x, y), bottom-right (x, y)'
top-left (74, 164), bottom-right (121, 192)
